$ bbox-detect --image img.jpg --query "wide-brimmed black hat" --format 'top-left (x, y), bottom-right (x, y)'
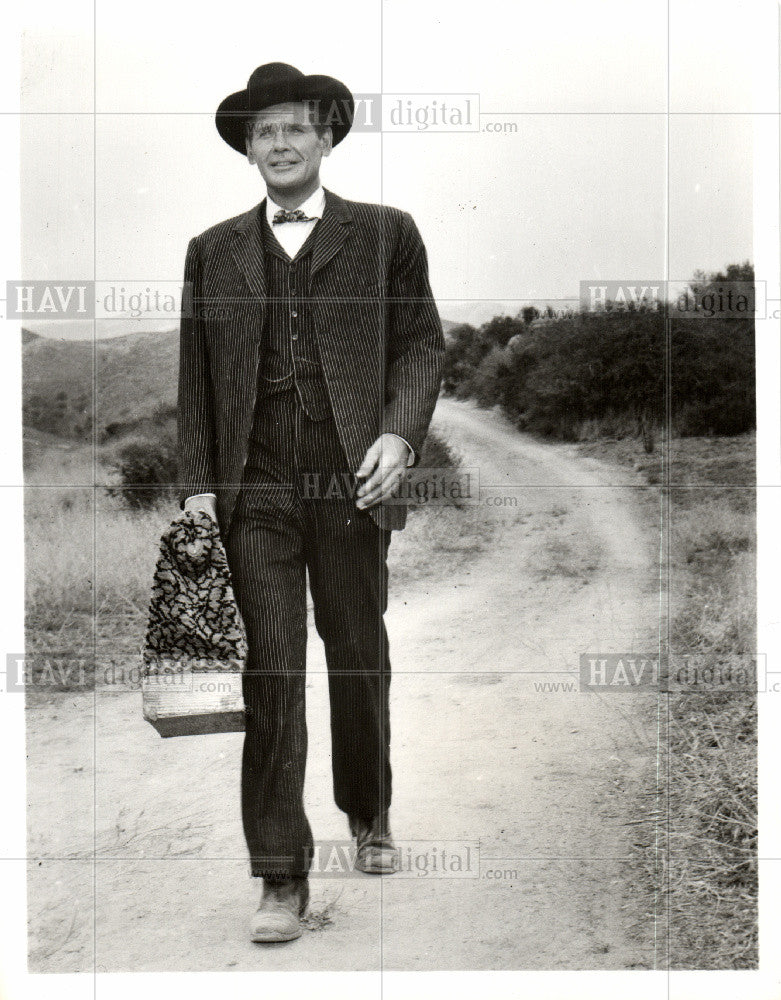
top-left (215, 62), bottom-right (354, 154)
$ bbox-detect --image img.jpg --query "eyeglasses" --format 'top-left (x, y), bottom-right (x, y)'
top-left (248, 122), bottom-right (315, 141)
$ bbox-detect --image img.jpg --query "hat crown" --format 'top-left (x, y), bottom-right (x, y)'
top-left (247, 63), bottom-right (305, 109)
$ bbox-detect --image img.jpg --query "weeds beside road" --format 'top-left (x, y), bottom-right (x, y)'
top-left (580, 433), bottom-right (757, 969)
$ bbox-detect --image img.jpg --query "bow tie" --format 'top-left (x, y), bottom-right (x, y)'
top-left (273, 208), bottom-right (317, 224)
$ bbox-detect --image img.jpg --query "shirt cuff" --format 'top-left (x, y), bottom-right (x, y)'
top-left (184, 493), bottom-right (217, 506)
top-left (385, 433), bottom-right (416, 467)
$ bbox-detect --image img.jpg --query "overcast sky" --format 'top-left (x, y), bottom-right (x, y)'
top-left (18, 0), bottom-right (761, 336)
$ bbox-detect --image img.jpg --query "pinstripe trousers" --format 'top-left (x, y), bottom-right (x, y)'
top-left (224, 386), bottom-right (392, 880)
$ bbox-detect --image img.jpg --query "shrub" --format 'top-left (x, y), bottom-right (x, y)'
top-left (107, 428), bottom-right (178, 510)
top-left (418, 430), bottom-right (460, 470)
top-left (442, 288), bottom-right (755, 442)
top-left (24, 389), bottom-right (93, 439)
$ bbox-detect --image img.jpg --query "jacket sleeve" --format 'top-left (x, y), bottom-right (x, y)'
top-left (177, 237), bottom-right (218, 508)
top-left (382, 212), bottom-right (445, 461)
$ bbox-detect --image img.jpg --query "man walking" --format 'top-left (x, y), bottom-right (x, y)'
top-left (177, 62), bottom-right (443, 942)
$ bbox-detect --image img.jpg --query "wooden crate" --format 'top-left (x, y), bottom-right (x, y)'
top-left (142, 668), bottom-right (245, 737)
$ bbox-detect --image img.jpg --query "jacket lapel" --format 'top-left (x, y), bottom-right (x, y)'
top-left (230, 201), bottom-right (267, 302)
top-left (230, 189), bottom-right (352, 295)
top-left (310, 188), bottom-right (353, 279)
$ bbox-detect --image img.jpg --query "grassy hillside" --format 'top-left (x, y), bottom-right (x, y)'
top-left (23, 322), bottom-right (460, 441)
top-left (22, 329), bottom-right (179, 439)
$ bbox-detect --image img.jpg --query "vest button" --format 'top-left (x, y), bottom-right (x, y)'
top-left (291, 310), bottom-right (298, 318)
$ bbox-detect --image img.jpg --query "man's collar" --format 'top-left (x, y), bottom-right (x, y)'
top-left (231, 188), bottom-right (352, 238)
top-left (265, 186), bottom-right (325, 225)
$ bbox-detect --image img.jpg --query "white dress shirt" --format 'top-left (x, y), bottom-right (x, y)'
top-left (184, 187), bottom-right (414, 510)
top-left (266, 186), bottom-right (325, 259)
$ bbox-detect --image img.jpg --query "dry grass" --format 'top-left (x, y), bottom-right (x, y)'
top-left (573, 413), bottom-right (656, 443)
top-left (674, 546), bottom-right (755, 661)
top-left (25, 474), bottom-right (172, 619)
top-left (300, 890), bottom-right (343, 932)
top-left (655, 690), bottom-right (757, 968)
top-left (26, 440), bottom-right (183, 686)
top-left (587, 434), bottom-right (757, 969)
top-left (661, 479), bottom-right (756, 969)
top-left (388, 503), bottom-right (493, 590)
top-left (579, 433), bottom-right (756, 496)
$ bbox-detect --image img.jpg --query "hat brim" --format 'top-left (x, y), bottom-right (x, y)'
top-left (215, 77), bottom-right (354, 154)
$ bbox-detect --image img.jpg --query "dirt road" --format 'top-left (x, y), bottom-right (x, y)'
top-left (27, 398), bottom-right (664, 972)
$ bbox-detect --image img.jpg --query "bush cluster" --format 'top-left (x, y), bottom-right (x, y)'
top-left (24, 389), bottom-right (92, 438)
top-left (443, 271), bottom-right (755, 443)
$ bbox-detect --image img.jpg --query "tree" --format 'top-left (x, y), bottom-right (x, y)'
top-left (520, 305), bottom-right (540, 326)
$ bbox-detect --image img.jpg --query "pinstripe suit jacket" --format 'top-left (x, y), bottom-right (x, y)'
top-left (177, 188), bottom-right (444, 535)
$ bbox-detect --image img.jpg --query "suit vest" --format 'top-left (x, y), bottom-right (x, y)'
top-left (250, 212), bottom-right (332, 433)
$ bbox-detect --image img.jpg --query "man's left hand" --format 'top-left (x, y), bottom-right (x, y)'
top-left (355, 434), bottom-right (411, 509)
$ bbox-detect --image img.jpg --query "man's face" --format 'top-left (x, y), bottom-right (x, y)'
top-left (245, 102), bottom-right (331, 196)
